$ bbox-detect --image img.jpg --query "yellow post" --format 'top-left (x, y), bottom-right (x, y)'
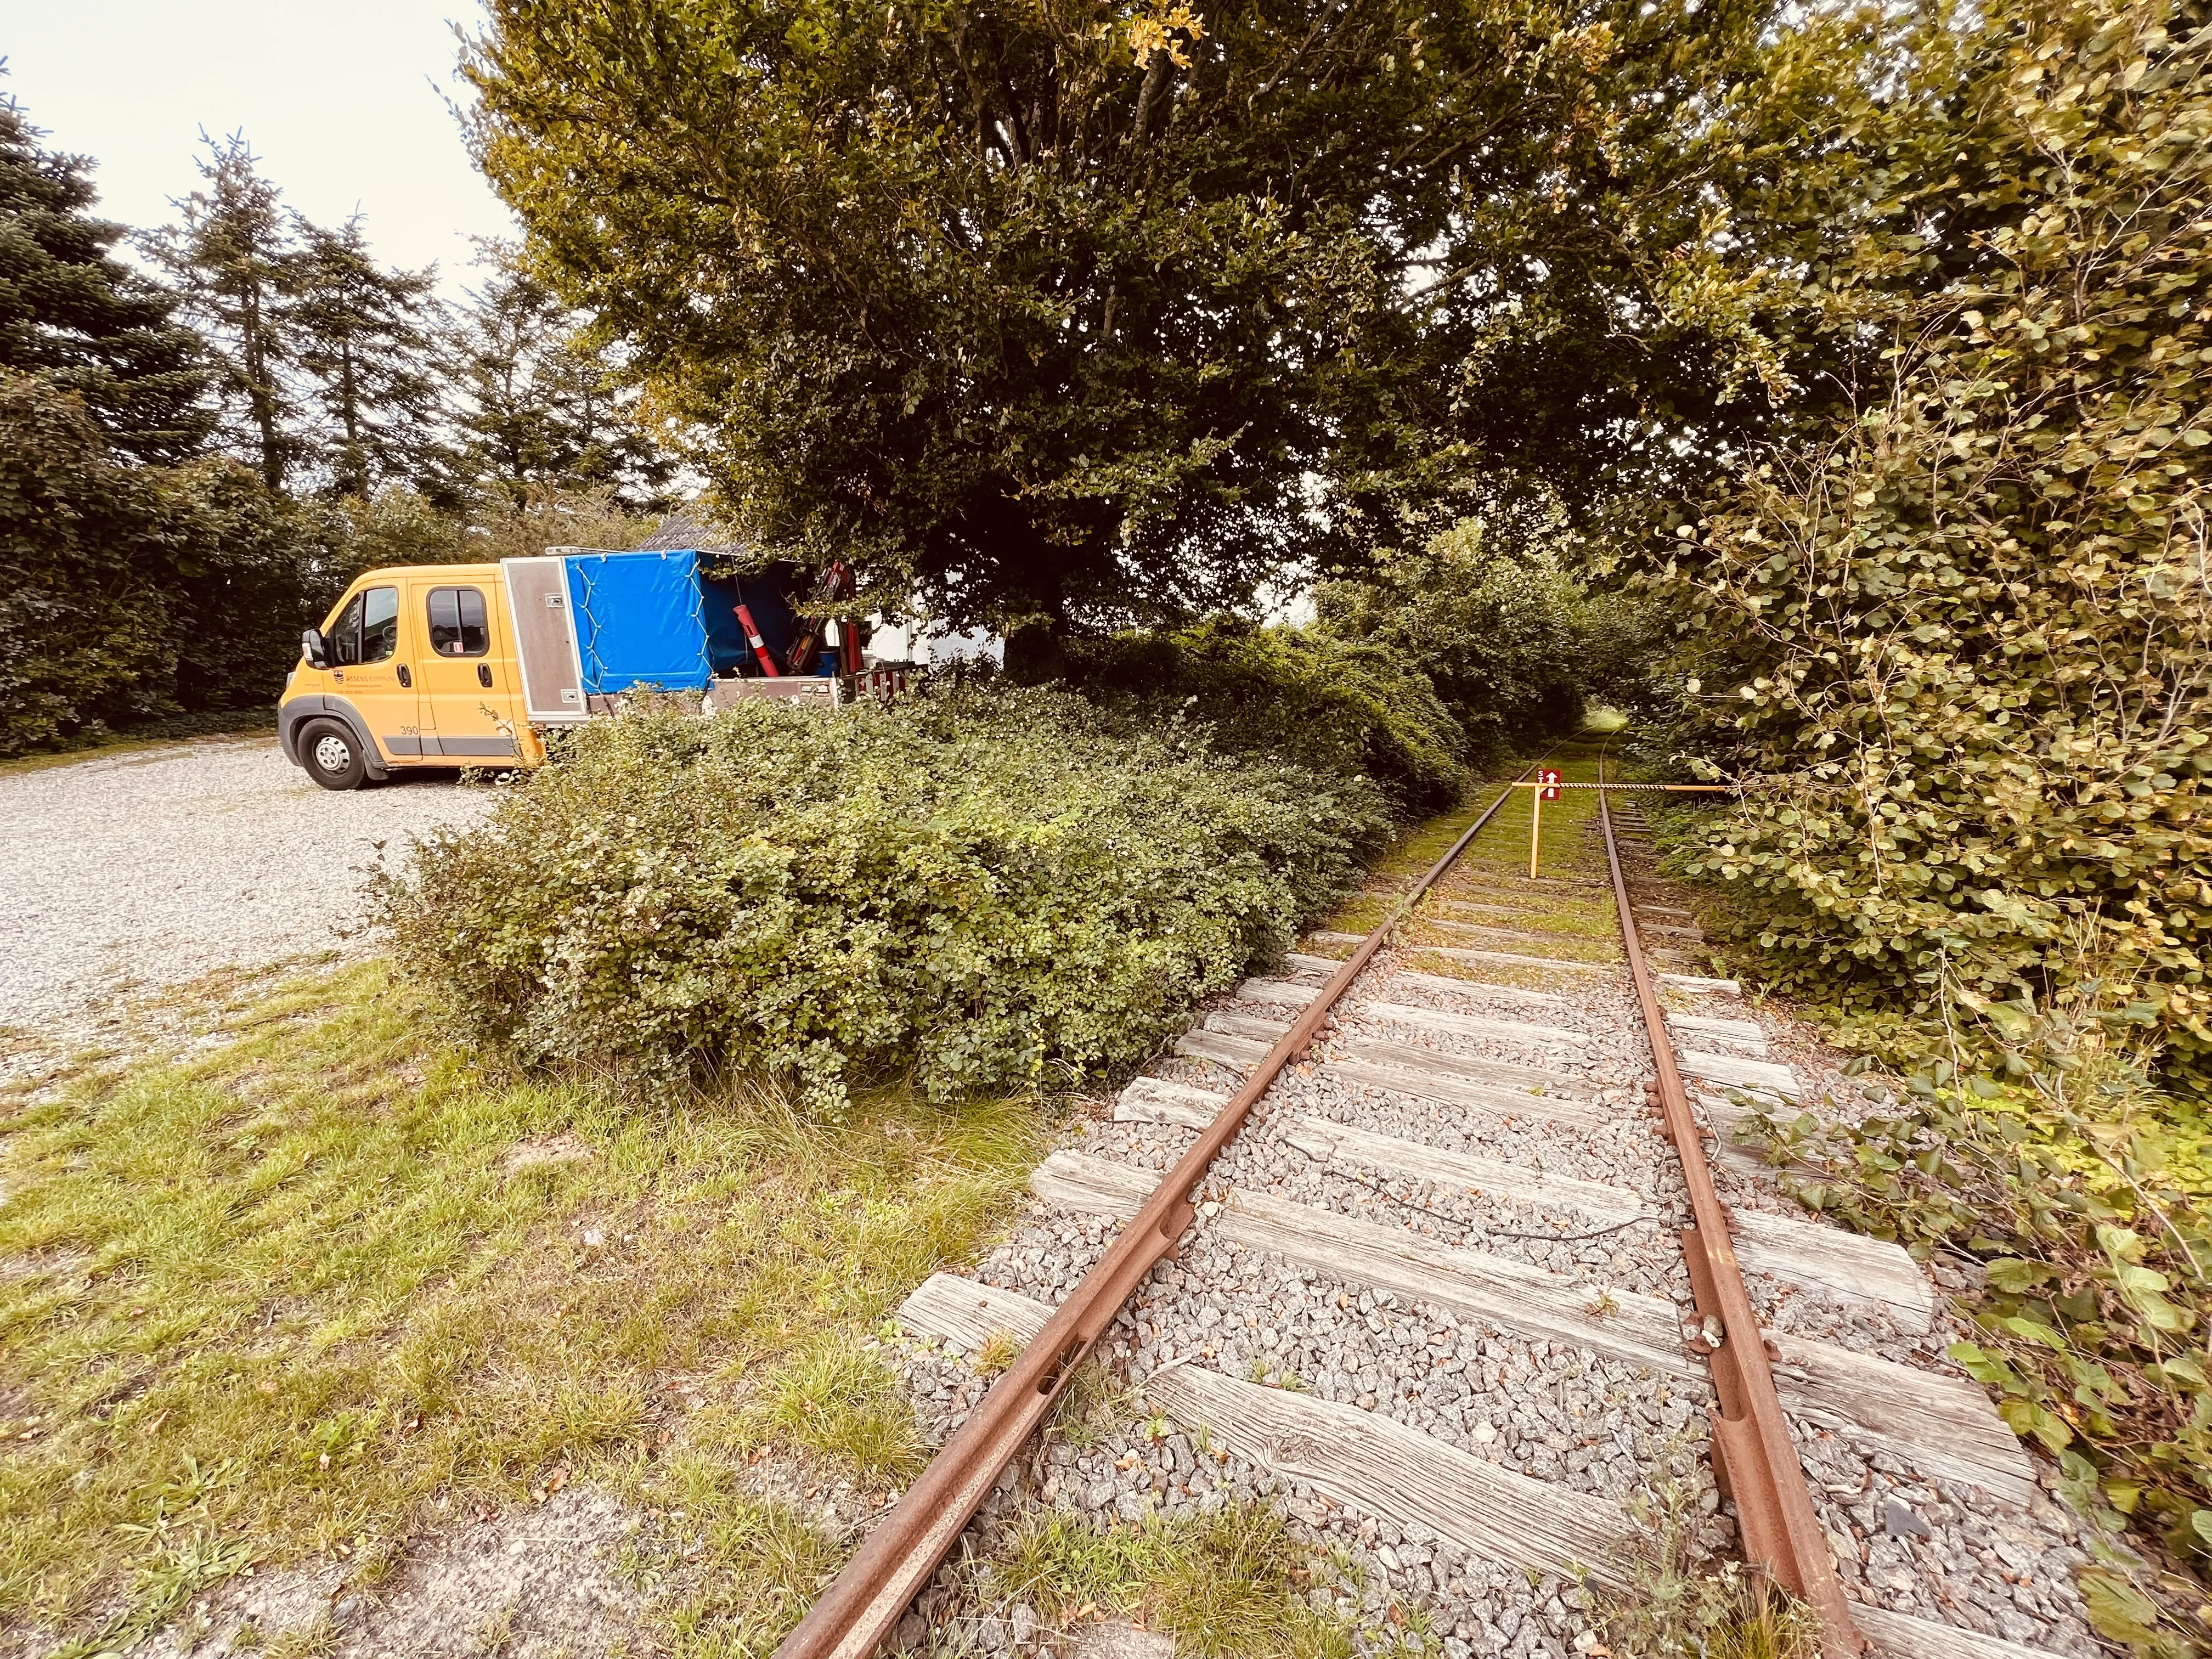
top-left (1528, 781), bottom-right (1542, 879)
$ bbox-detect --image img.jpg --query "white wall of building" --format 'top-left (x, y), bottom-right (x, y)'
top-left (865, 618), bottom-right (1005, 668)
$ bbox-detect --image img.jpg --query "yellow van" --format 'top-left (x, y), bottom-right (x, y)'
top-left (281, 564), bottom-right (549, 789)
top-left (281, 548), bottom-right (899, 789)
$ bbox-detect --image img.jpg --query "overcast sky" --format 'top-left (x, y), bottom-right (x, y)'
top-left (4, 0), bottom-right (518, 299)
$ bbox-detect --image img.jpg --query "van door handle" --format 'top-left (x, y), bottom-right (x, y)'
top-left (397, 664), bottom-right (413, 688)
top-left (478, 664), bottom-right (493, 689)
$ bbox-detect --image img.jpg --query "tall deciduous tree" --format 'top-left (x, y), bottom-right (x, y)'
top-left (1316, 504), bottom-right (1592, 754)
top-left (462, 0), bottom-right (1780, 633)
top-left (448, 242), bottom-right (673, 509)
top-left (0, 92), bottom-right (210, 461)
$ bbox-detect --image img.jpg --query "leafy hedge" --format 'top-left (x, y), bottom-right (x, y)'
top-left (1655, 0), bottom-right (2212, 1084)
top-left (388, 684), bottom-right (1392, 1108)
top-left (0, 373), bottom-right (307, 754)
top-left (1064, 617), bottom-right (1465, 819)
top-left (1633, 5), bottom-right (2212, 1634)
top-left (0, 372), bottom-right (179, 750)
top-left (0, 357), bottom-right (659, 756)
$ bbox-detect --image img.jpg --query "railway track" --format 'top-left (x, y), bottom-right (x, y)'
top-left (785, 757), bottom-right (2106, 1659)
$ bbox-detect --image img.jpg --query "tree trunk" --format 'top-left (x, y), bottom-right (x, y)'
top-left (1002, 618), bottom-right (1069, 685)
top-left (240, 274), bottom-right (284, 492)
top-left (339, 338), bottom-right (363, 495)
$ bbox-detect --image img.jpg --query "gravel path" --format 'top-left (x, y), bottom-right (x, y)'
top-left (0, 736), bottom-right (496, 1057)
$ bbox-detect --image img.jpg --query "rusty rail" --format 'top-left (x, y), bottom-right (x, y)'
top-left (772, 772), bottom-right (1535, 1659)
top-left (1596, 767), bottom-right (1865, 1657)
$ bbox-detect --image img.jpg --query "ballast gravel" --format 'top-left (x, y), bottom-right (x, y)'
top-left (888, 807), bottom-right (2108, 1659)
top-left (0, 736), bottom-right (494, 1059)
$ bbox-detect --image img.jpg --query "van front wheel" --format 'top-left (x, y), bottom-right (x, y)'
top-left (300, 719), bottom-right (369, 791)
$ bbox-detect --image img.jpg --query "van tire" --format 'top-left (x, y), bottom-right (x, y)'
top-left (300, 719), bottom-right (369, 791)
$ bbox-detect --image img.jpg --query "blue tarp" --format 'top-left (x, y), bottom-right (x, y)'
top-left (565, 550), bottom-right (714, 694)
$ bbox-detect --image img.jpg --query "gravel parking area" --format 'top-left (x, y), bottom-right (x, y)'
top-left (0, 735), bottom-right (496, 1058)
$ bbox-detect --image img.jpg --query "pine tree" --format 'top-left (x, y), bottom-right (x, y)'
top-left (0, 91), bottom-right (210, 461)
top-left (289, 215), bottom-right (454, 501)
top-left (142, 132), bottom-right (303, 490)
top-left (448, 244), bottom-right (672, 509)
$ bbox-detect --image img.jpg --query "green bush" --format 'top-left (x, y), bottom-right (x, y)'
top-left (1747, 970), bottom-right (2212, 1656)
top-left (0, 371), bottom-right (180, 751)
top-left (162, 457), bottom-right (330, 714)
top-left (0, 371), bottom-right (339, 753)
top-left (388, 684), bottom-right (1391, 1108)
top-left (307, 484), bottom-right (657, 604)
top-left (1064, 617), bottom-right (1465, 818)
top-left (1314, 514), bottom-right (1606, 755)
top-left (0, 360), bottom-right (659, 756)
top-left (1652, 0), bottom-right (2212, 1083)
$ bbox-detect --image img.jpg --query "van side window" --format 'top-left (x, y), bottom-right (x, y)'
top-left (426, 587), bottom-right (489, 657)
top-left (329, 586), bottom-right (400, 665)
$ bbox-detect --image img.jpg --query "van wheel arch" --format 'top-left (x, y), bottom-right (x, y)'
top-left (281, 696), bottom-right (387, 781)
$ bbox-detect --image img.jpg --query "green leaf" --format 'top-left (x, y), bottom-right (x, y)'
top-left (1949, 1341), bottom-right (2012, 1386)
top-left (1985, 1257), bottom-right (2046, 1293)
top-left (1998, 1314), bottom-right (2068, 1350)
top-left (2079, 1568), bottom-right (2162, 1645)
top-left (1997, 1397), bottom-right (2072, 1452)
top-left (2097, 1226), bottom-right (2148, 1263)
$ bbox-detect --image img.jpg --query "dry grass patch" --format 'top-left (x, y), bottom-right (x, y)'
top-left (1307, 787), bottom-right (1509, 943)
top-left (1306, 759), bottom-right (1631, 982)
top-left (1588, 1479), bottom-right (1822, 1659)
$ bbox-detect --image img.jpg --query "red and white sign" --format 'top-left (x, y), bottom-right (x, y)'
top-left (1538, 769), bottom-right (1562, 801)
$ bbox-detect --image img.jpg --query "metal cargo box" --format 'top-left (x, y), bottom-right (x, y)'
top-left (501, 555), bottom-right (588, 723)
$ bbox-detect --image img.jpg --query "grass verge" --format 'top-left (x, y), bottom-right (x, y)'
top-left (1321, 751), bottom-right (1662, 996)
top-left (0, 962), bottom-right (1048, 1655)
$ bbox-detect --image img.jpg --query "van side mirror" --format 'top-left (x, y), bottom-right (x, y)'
top-left (301, 628), bottom-right (329, 669)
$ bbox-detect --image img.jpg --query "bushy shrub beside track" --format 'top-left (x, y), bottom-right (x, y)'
top-left (1750, 981), bottom-right (2212, 1652)
top-left (1639, 5), bottom-right (2212, 1635)
top-left (1657, 0), bottom-right (2212, 1085)
top-left (1313, 515), bottom-right (1607, 757)
top-left (388, 684), bottom-right (1391, 1109)
top-left (1064, 617), bottom-right (1466, 818)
